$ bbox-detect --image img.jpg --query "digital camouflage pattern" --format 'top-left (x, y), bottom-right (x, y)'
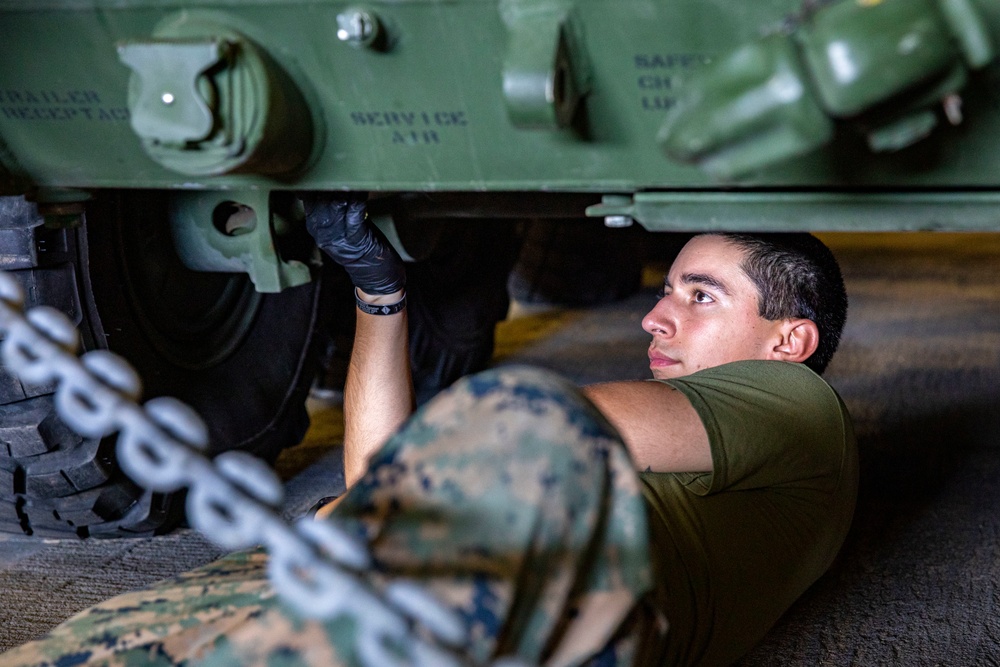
top-left (1, 367), bottom-right (659, 667)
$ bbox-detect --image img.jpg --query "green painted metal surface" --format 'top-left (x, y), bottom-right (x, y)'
top-left (799, 0), bottom-right (962, 117)
top-left (0, 0), bottom-right (999, 233)
top-left (660, 0), bottom-right (996, 178)
top-left (588, 191), bottom-right (1000, 232)
top-left (657, 34), bottom-right (835, 180)
top-left (169, 190), bottom-right (312, 292)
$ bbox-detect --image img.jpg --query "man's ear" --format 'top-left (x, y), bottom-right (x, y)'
top-left (769, 319), bottom-right (819, 364)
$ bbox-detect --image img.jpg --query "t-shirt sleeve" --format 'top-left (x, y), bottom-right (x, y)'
top-left (661, 360), bottom-right (850, 496)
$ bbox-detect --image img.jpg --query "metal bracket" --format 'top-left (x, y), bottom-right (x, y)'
top-left (659, 0), bottom-right (996, 177)
top-left (117, 39), bottom-right (225, 147)
top-left (500, 0), bottom-right (590, 129)
top-left (170, 190), bottom-right (311, 293)
top-left (117, 12), bottom-right (314, 177)
top-left (586, 191), bottom-right (1000, 232)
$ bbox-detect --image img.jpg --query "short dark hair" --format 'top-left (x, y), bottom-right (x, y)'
top-left (712, 233), bottom-right (848, 374)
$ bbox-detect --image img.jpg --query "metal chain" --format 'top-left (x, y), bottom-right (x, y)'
top-left (0, 269), bottom-right (529, 667)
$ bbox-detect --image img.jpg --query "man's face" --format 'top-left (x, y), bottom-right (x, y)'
top-left (643, 235), bottom-right (785, 380)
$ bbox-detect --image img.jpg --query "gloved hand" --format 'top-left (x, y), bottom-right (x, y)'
top-left (302, 193), bottom-right (405, 295)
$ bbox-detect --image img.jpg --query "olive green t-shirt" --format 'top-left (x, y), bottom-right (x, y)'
top-left (639, 360), bottom-right (858, 666)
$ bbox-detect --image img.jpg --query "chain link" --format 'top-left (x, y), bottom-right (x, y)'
top-left (0, 269), bottom-right (529, 667)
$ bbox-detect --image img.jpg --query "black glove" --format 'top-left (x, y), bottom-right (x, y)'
top-left (302, 193), bottom-right (405, 295)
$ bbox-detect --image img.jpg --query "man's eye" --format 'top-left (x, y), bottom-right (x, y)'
top-left (693, 291), bottom-right (714, 303)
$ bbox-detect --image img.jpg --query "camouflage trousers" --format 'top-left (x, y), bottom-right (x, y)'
top-left (2, 366), bottom-right (658, 667)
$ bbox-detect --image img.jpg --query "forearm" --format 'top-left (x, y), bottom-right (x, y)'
top-left (300, 194), bottom-right (411, 489)
top-left (343, 289), bottom-right (415, 487)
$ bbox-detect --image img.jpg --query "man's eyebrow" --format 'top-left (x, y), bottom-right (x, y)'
top-left (680, 272), bottom-right (732, 296)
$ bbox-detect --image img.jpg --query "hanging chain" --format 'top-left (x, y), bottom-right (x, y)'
top-left (0, 269), bottom-right (527, 667)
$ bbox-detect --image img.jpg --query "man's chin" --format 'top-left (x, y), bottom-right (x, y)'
top-left (650, 365), bottom-right (686, 381)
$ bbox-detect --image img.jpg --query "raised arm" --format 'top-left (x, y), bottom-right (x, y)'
top-left (304, 195), bottom-right (415, 488)
top-left (583, 380), bottom-right (712, 473)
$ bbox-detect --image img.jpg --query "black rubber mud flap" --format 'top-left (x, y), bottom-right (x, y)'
top-left (0, 192), bottom-right (325, 538)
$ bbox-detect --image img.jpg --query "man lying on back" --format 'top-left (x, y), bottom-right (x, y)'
top-left (308, 197), bottom-right (857, 665)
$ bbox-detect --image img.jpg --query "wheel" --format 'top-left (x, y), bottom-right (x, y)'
top-left (0, 191), bottom-right (325, 538)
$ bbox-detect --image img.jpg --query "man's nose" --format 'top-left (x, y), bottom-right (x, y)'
top-left (642, 300), bottom-right (675, 337)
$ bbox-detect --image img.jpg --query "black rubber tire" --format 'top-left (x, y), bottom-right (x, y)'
top-left (0, 191), bottom-right (325, 539)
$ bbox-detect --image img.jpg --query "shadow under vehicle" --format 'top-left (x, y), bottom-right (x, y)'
top-left (0, 0), bottom-right (997, 538)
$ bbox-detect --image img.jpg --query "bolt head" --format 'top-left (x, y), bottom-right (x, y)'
top-left (604, 215), bottom-right (633, 228)
top-left (336, 9), bottom-right (381, 47)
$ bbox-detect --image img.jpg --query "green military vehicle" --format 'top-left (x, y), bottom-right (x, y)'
top-left (1, 0), bottom-right (996, 538)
